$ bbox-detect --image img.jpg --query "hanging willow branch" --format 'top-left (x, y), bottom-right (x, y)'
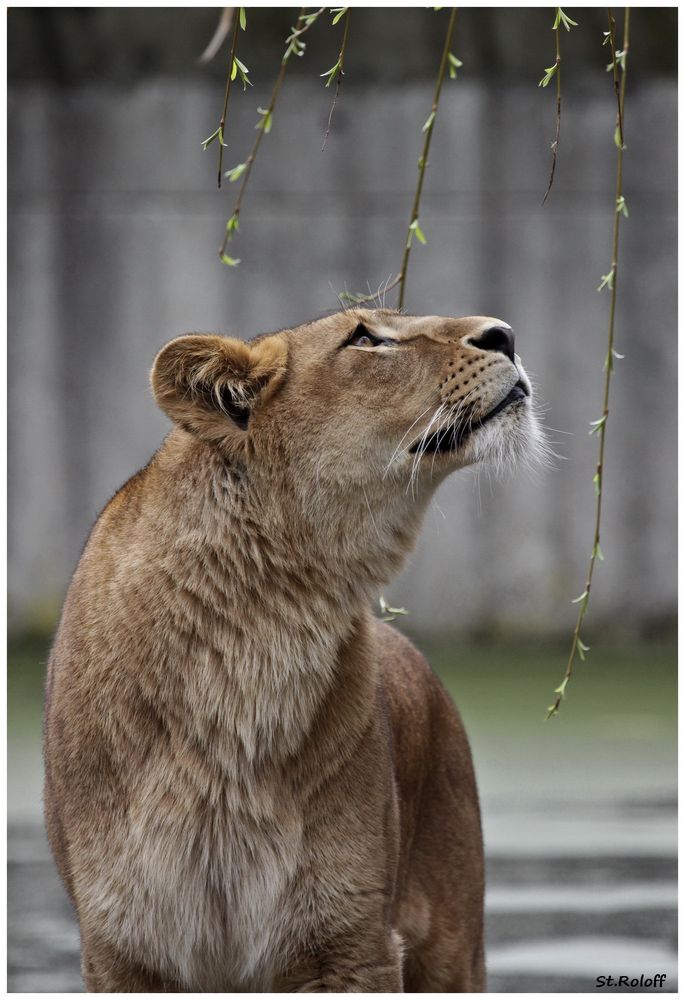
top-left (201, 7), bottom-right (249, 191)
top-left (340, 7), bottom-right (459, 308)
top-left (321, 8), bottom-right (351, 152)
top-left (540, 8), bottom-right (578, 204)
top-left (547, 6), bottom-right (630, 719)
top-left (397, 6), bottom-right (458, 309)
top-left (218, 8), bottom-right (325, 266)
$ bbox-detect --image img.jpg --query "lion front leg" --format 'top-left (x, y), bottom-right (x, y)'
top-left (279, 929), bottom-right (404, 993)
top-left (80, 932), bottom-right (183, 993)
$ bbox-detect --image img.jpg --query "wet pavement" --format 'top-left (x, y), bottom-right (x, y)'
top-left (8, 797), bottom-right (677, 993)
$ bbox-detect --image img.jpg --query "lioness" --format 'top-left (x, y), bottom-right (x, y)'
top-left (44, 309), bottom-right (540, 992)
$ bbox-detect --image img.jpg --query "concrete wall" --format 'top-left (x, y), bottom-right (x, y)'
top-left (8, 76), bottom-right (677, 636)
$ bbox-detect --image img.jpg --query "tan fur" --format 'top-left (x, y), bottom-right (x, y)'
top-left (44, 309), bottom-right (540, 992)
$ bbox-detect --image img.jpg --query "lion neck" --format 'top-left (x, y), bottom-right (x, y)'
top-left (156, 431), bottom-right (432, 761)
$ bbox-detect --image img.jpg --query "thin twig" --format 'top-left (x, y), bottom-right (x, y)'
top-left (199, 7), bottom-right (234, 66)
top-left (218, 8), bottom-right (323, 264)
top-left (338, 273), bottom-right (402, 306)
top-left (322, 9), bottom-right (352, 152)
top-left (282, 7), bottom-right (326, 61)
top-left (541, 9), bottom-right (578, 203)
top-left (607, 7), bottom-right (625, 146)
top-left (547, 7), bottom-right (630, 719)
top-left (397, 7), bottom-right (458, 310)
top-left (542, 16), bottom-right (562, 203)
top-left (216, 13), bottom-right (241, 190)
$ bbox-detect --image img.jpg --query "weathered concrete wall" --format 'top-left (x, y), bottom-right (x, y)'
top-left (8, 77), bottom-right (677, 635)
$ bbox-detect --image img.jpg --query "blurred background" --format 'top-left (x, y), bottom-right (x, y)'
top-left (8, 7), bottom-right (676, 993)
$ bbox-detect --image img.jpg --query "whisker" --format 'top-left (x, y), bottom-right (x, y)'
top-left (383, 404), bottom-right (437, 479)
top-left (406, 403), bottom-right (446, 498)
top-left (540, 423), bottom-right (572, 436)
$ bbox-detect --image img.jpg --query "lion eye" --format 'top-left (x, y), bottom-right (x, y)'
top-left (354, 333), bottom-right (374, 347)
top-left (345, 324), bottom-right (392, 349)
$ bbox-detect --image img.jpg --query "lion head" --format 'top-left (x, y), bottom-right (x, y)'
top-left (152, 308), bottom-right (541, 494)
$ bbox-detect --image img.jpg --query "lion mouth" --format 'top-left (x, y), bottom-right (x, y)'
top-left (410, 380), bottom-right (529, 455)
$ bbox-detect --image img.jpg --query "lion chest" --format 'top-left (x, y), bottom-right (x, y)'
top-left (93, 775), bottom-right (306, 990)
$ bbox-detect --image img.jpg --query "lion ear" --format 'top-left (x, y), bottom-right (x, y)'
top-left (151, 334), bottom-right (287, 443)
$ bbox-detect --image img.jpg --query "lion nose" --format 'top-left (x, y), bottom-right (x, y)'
top-left (470, 325), bottom-right (515, 363)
